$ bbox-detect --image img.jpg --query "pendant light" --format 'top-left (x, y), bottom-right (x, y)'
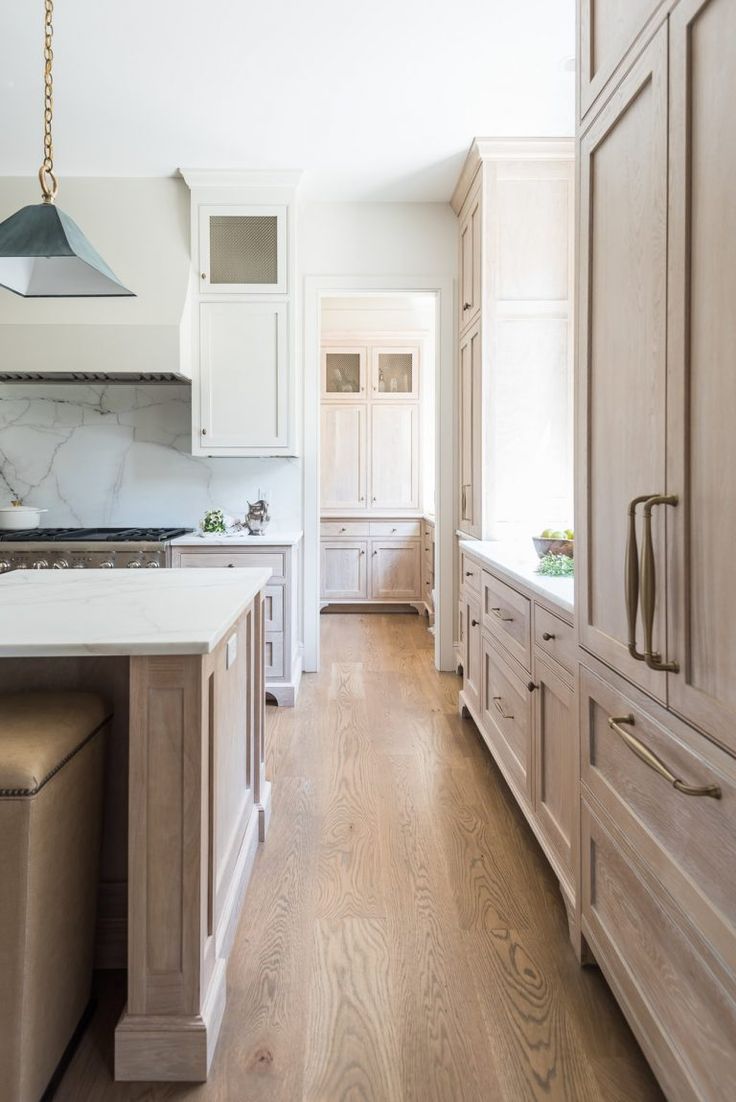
top-left (0, 0), bottom-right (134, 297)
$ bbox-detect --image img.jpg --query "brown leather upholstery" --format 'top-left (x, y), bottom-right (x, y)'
top-left (0, 692), bottom-right (111, 1102)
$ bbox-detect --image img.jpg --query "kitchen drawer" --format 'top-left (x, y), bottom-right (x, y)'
top-left (460, 551), bottom-right (481, 594)
top-left (175, 549), bottom-right (286, 582)
top-left (582, 802), bottom-right (736, 1102)
top-left (480, 634), bottom-right (533, 809)
top-left (422, 521), bottom-right (435, 542)
top-left (534, 604), bottom-right (575, 678)
top-left (265, 633), bottom-right (284, 679)
top-left (263, 584), bottom-right (284, 633)
top-left (423, 576), bottom-right (434, 606)
top-left (369, 521), bottom-right (421, 537)
top-left (481, 570), bottom-right (531, 672)
top-left (580, 663), bottom-right (736, 967)
top-left (423, 546), bottom-right (434, 574)
top-left (321, 521), bottom-right (370, 537)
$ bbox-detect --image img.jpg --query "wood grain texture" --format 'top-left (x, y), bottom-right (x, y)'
top-left (56, 613), bottom-right (662, 1101)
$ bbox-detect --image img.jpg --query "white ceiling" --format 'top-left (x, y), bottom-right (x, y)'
top-left (0, 0), bottom-right (575, 202)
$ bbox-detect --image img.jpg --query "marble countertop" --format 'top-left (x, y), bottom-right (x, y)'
top-left (0, 568), bottom-right (271, 656)
top-left (171, 530), bottom-right (303, 546)
top-left (458, 539), bottom-right (575, 615)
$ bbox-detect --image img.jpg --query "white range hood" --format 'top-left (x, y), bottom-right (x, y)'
top-left (0, 177), bottom-right (192, 382)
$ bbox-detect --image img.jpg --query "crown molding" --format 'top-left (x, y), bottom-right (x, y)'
top-left (178, 168), bottom-right (303, 192)
top-left (450, 137), bottom-right (574, 213)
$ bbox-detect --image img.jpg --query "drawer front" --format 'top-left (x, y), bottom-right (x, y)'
top-left (265, 633), bottom-right (284, 679)
top-left (534, 604), bottom-right (575, 677)
top-left (481, 571), bottom-right (531, 672)
top-left (175, 549), bottom-right (286, 582)
top-left (582, 803), bottom-right (736, 1102)
top-left (480, 634), bottom-right (533, 808)
top-left (422, 521), bottom-right (435, 542)
top-left (423, 576), bottom-right (434, 608)
top-left (461, 551), bottom-right (481, 594)
top-left (369, 520), bottom-right (421, 537)
top-left (580, 664), bottom-right (736, 965)
top-left (263, 585), bottom-right (284, 633)
top-left (321, 521), bottom-right (370, 537)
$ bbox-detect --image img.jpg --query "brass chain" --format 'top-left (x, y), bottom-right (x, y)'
top-left (39, 0), bottom-right (58, 201)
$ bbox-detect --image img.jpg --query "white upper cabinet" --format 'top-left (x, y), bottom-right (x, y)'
top-left (199, 302), bottom-right (288, 453)
top-left (370, 345), bottom-right (419, 400)
top-left (182, 170), bottom-right (301, 457)
top-left (198, 204), bottom-right (288, 294)
top-left (322, 347), bottom-right (367, 400)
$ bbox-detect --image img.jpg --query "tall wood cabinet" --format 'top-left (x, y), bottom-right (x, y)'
top-left (182, 171), bottom-right (301, 457)
top-left (452, 139), bottom-right (574, 543)
top-left (321, 339), bottom-right (421, 514)
top-left (576, 2), bottom-right (736, 1097)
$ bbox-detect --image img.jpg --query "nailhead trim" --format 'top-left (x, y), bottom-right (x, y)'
top-left (0, 714), bottom-right (112, 797)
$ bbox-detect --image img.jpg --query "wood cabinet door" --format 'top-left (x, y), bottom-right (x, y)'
top-left (370, 404), bottom-right (419, 510)
top-left (320, 404), bottom-right (366, 511)
top-left (370, 540), bottom-right (421, 600)
top-left (459, 319), bottom-right (481, 537)
top-left (322, 346), bottom-right (366, 401)
top-left (321, 540), bottom-right (368, 600)
top-left (480, 634), bottom-right (534, 810)
top-left (533, 652), bottom-right (575, 890)
top-left (459, 183), bottom-right (481, 332)
top-left (578, 0), bottom-right (665, 121)
top-left (463, 595), bottom-right (482, 714)
top-left (199, 301), bottom-right (289, 453)
top-left (577, 30), bottom-right (669, 700)
top-left (666, 0), bottom-right (736, 757)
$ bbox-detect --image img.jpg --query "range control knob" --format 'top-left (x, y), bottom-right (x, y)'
top-left (0, 560), bottom-right (11, 573)
top-left (145, 560), bottom-right (160, 568)
top-left (99, 560), bottom-right (115, 569)
top-left (52, 559), bottom-right (69, 569)
top-left (127, 560), bottom-right (143, 568)
top-left (31, 560), bottom-right (49, 570)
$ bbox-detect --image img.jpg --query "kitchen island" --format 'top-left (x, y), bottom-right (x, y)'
top-left (0, 568), bottom-right (272, 1082)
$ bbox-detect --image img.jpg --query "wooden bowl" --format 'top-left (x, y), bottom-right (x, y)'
top-left (532, 537), bottom-right (574, 559)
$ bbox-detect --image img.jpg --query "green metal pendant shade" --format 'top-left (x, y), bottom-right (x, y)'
top-left (0, 202), bottom-right (134, 298)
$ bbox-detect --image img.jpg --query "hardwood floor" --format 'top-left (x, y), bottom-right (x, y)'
top-left (56, 612), bottom-right (663, 1101)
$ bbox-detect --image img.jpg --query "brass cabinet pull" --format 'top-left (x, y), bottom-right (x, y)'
top-left (641, 494), bottom-right (679, 672)
top-left (493, 696), bottom-right (514, 720)
top-left (608, 716), bottom-right (721, 798)
top-left (625, 494), bottom-right (656, 662)
top-left (461, 483), bottom-right (470, 520)
top-left (491, 607), bottom-right (514, 622)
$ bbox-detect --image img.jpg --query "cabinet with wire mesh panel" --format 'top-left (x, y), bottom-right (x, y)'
top-left (182, 171), bottom-right (301, 457)
top-left (370, 345), bottom-right (419, 399)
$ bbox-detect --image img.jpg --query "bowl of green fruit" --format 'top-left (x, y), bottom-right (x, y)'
top-left (532, 528), bottom-right (574, 559)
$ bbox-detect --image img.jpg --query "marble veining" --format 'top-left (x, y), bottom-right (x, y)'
top-left (0, 568), bottom-right (272, 655)
top-left (0, 383), bottom-right (301, 527)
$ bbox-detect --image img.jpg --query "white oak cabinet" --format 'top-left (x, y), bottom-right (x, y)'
top-left (320, 519), bottom-right (426, 610)
top-left (182, 170), bottom-right (301, 457)
top-left (451, 140), bottom-right (574, 543)
top-left (171, 536), bottom-right (302, 706)
top-left (321, 337), bottom-right (422, 517)
top-left (320, 405), bottom-right (367, 511)
top-left (575, 3), bottom-right (736, 1096)
top-left (458, 545), bottom-right (579, 951)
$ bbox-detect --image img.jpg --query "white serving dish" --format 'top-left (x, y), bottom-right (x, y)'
top-left (0, 506), bottom-right (47, 530)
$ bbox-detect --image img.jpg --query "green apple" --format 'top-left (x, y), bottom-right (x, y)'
top-left (550, 530), bottom-right (565, 539)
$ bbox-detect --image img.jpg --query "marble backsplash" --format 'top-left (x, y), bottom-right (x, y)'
top-left (0, 383), bottom-right (302, 528)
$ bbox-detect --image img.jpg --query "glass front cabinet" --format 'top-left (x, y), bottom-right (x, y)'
top-left (371, 345), bottom-right (420, 399)
top-left (183, 171), bottom-right (300, 457)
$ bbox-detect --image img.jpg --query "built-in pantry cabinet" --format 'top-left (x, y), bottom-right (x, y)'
top-left (576, 2), bottom-right (736, 1097)
top-left (181, 170), bottom-right (301, 457)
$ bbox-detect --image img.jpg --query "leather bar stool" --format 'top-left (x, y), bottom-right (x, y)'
top-left (0, 692), bottom-right (111, 1102)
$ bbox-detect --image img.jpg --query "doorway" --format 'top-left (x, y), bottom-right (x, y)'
top-left (303, 276), bottom-right (455, 674)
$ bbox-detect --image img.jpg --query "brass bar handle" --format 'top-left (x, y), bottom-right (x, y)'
top-left (625, 494), bottom-right (656, 661)
top-left (493, 696), bottom-right (514, 720)
top-left (608, 716), bottom-right (721, 799)
top-left (491, 607), bottom-right (514, 622)
top-left (641, 494), bottom-right (679, 673)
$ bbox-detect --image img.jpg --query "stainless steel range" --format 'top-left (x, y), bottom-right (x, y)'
top-left (0, 527), bottom-right (193, 573)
